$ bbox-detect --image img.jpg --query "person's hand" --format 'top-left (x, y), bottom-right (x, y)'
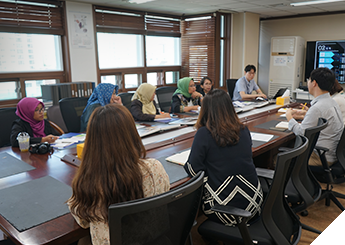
top-left (191, 91), bottom-right (203, 99)
top-left (286, 108), bottom-right (293, 121)
top-left (258, 93), bottom-right (267, 99)
top-left (155, 113), bottom-right (171, 119)
top-left (299, 103), bottom-right (309, 111)
top-left (111, 96), bottom-right (122, 105)
top-left (42, 135), bottom-right (59, 143)
top-left (291, 109), bottom-right (306, 120)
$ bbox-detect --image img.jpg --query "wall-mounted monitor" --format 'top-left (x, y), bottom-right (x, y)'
top-left (315, 40), bottom-right (345, 83)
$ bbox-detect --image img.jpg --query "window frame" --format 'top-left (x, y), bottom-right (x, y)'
top-left (0, 0), bottom-right (70, 108)
top-left (94, 6), bottom-right (182, 92)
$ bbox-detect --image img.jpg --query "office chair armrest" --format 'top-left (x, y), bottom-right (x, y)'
top-left (256, 167), bottom-right (274, 179)
top-left (278, 147), bottom-right (293, 152)
top-left (314, 146), bottom-right (334, 183)
top-left (211, 204), bottom-right (252, 218)
top-left (211, 204), bottom-right (255, 245)
top-left (315, 146), bottom-right (329, 153)
top-left (48, 120), bottom-right (65, 135)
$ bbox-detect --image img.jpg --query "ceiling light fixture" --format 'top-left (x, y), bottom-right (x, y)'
top-left (290, 0), bottom-right (345, 7)
top-left (128, 0), bottom-right (155, 4)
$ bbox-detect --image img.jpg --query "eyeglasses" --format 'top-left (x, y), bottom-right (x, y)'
top-left (34, 107), bottom-right (44, 113)
top-left (189, 85), bottom-right (196, 88)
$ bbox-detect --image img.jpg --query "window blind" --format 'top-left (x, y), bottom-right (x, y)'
top-left (95, 6), bottom-right (180, 36)
top-left (0, 0), bottom-right (64, 35)
top-left (181, 16), bottom-right (215, 83)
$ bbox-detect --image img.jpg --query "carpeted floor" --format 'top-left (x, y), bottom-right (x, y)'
top-left (190, 182), bottom-right (345, 245)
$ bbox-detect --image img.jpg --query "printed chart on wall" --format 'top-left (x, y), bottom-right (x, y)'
top-left (70, 12), bottom-right (93, 49)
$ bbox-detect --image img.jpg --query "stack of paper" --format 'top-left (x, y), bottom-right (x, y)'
top-left (52, 134), bottom-right (86, 149)
top-left (275, 121), bottom-right (289, 129)
top-left (165, 149), bottom-right (191, 166)
top-left (250, 132), bottom-right (274, 142)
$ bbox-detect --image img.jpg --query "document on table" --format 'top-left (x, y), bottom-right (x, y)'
top-left (165, 149), bottom-right (191, 166)
top-left (275, 121), bottom-right (289, 129)
top-left (141, 127), bottom-right (196, 145)
top-left (52, 134), bottom-right (86, 149)
top-left (250, 132), bottom-right (274, 142)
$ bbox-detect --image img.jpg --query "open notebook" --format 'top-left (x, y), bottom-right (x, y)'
top-left (165, 149), bottom-right (191, 166)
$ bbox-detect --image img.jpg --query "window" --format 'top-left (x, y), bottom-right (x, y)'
top-left (0, 81), bottom-right (20, 101)
top-left (146, 36), bottom-right (181, 66)
top-left (166, 71), bottom-right (179, 84)
top-left (97, 33), bottom-right (143, 69)
top-left (101, 75), bottom-right (122, 89)
top-left (125, 74), bottom-right (142, 88)
top-left (0, 0), bottom-right (67, 106)
top-left (25, 79), bottom-right (57, 97)
top-left (94, 7), bottom-right (182, 91)
top-left (0, 33), bottom-right (63, 73)
top-left (181, 16), bottom-right (215, 83)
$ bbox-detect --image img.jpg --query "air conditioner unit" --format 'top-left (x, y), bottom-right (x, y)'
top-left (268, 36), bottom-right (305, 97)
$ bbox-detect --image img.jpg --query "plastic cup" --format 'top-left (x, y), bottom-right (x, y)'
top-left (17, 132), bottom-right (30, 152)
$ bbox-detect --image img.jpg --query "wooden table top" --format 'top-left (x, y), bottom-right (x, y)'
top-left (0, 103), bottom-right (296, 245)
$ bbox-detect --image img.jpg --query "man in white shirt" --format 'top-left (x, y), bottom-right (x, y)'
top-left (232, 64), bottom-right (267, 101)
top-left (286, 67), bottom-right (344, 166)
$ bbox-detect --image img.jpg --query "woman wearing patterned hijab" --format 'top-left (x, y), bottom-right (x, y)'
top-left (171, 77), bottom-right (203, 113)
top-left (80, 83), bottom-right (122, 132)
top-left (10, 97), bottom-right (59, 147)
top-left (130, 83), bottom-right (171, 121)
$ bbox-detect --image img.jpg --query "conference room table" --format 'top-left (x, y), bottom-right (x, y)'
top-left (0, 102), bottom-right (297, 245)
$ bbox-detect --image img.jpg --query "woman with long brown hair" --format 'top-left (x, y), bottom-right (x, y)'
top-left (68, 104), bottom-right (170, 245)
top-left (184, 89), bottom-right (263, 226)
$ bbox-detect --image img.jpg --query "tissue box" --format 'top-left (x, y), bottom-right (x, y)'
top-left (77, 143), bottom-right (84, 159)
top-left (276, 96), bottom-right (290, 106)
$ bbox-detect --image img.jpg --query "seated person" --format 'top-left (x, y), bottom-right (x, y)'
top-left (80, 83), bottom-right (122, 132)
top-left (10, 97), bottom-right (59, 147)
top-left (171, 77), bottom-right (202, 113)
top-left (184, 89), bottom-right (263, 226)
top-left (286, 68), bottom-right (344, 166)
top-left (196, 77), bottom-right (213, 96)
top-left (68, 104), bottom-right (170, 245)
top-left (131, 83), bottom-right (171, 121)
top-left (232, 64), bottom-right (267, 101)
top-left (330, 79), bottom-right (345, 124)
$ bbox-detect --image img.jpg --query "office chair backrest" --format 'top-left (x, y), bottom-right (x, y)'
top-left (59, 97), bottom-right (89, 133)
top-left (118, 92), bottom-right (134, 112)
top-left (156, 86), bottom-right (176, 113)
top-left (336, 127), bottom-right (345, 171)
top-left (108, 171), bottom-right (204, 245)
top-left (47, 105), bottom-right (68, 133)
top-left (226, 79), bottom-right (237, 99)
top-left (0, 107), bottom-right (19, 147)
top-left (290, 118), bottom-right (327, 208)
top-left (262, 135), bottom-right (308, 245)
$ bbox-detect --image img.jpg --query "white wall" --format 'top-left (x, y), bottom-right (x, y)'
top-left (231, 12), bottom-right (260, 84)
top-left (65, 1), bottom-right (98, 83)
top-left (259, 13), bottom-right (345, 94)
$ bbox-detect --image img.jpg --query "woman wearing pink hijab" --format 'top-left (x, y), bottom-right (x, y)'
top-left (10, 97), bottom-right (59, 147)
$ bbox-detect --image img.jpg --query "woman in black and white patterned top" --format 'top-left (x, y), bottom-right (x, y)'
top-left (184, 89), bottom-right (263, 226)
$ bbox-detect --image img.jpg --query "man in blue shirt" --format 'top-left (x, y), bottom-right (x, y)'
top-left (232, 65), bottom-right (267, 101)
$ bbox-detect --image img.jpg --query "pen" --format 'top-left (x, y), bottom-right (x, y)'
top-left (302, 103), bottom-right (307, 110)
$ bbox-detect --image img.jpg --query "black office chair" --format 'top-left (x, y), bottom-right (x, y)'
top-left (156, 86), bottom-right (176, 113)
top-left (118, 92), bottom-right (134, 112)
top-left (226, 79), bottom-right (237, 100)
top-left (310, 127), bottom-right (345, 211)
top-left (59, 97), bottom-right (89, 133)
top-left (257, 118), bottom-right (327, 234)
top-left (198, 135), bottom-right (308, 245)
top-left (0, 107), bottom-right (19, 147)
top-left (108, 171), bottom-right (204, 245)
top-left (47, 105), bottom-right (68, 133)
